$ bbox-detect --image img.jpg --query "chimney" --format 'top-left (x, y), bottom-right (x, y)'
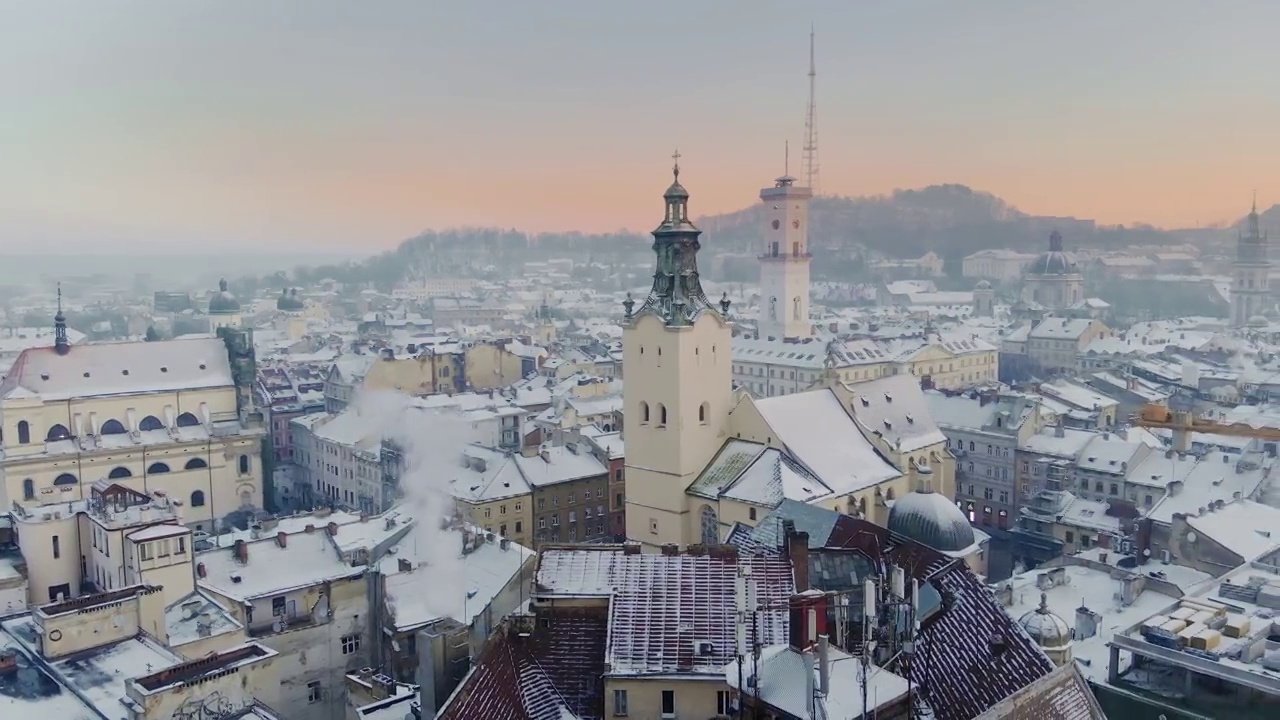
top-left (785, 527), bottom-right (811, 592)
top-left (304, 523), bottom-right (315, 533)
top-left (623, 542), bottom-right (641, 555)
top-left (661, 543), bottom-right (679, 557)
top-left (196, 562), bottom-right (207, 579)
top-left (276, 531), bottom-right (287, 548)
top-left (327, 521), bottom-right (339, 536)
top-left (500, 537), bottom-right (511, 551)
top-left (398, 558), bottom-right (413, 573)
top-left (788, 593), bottom-right (826, 651)
top-left (1075, 606), bottom-right (1100, 640)
top-left (233, 539), bottom-right (248, 563)
top-left (1054, 424), bottom-right (1065, 438)
top-left (817, 635), bottom-right (831, 696)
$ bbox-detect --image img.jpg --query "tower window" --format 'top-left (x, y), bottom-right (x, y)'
top-left (22, 478), bottom-right (34, 501)
top-left (658, 404), bottom-right (667, 427)
top-left (699, 402), bottom-right (709, 424)
top-left (17, 421), bottom-right (30, 445)
top-left (640, 402), bottom-right (650, 424)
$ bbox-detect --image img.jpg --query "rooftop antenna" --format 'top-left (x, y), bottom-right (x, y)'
top-left (784, 140), bottom-right (790, 177)
top-left (802, 26), bottom-right (820, 194)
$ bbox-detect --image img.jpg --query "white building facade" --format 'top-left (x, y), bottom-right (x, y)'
top-left (757, 173), bottom-right (813, 340)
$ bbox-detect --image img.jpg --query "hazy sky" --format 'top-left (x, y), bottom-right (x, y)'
top-left (3, 1), bottom-right (1278, 254)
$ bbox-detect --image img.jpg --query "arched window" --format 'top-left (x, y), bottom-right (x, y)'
top-left (700, 505), bottom-right (719, 545)
top-left (640, 402), bottom-right (650, 423)
top-left (46, 424), bottom-right (70, 442)
top-left (238, 454), bottom-right (250, 475)
top-left (22, 478), bottom-right (34, 501)
top-left (139, 416), bottom-right (164, 431)
top-left (108, 466), bottom-right (132, 479)
top-left (658, 404), bottom-right (667, 426)
top-left (17, 421), bottom-right (30, 445)
top-left (53, 473), bottom-right (77, 486)
top-left (698, 402), bottom-right (709, 424)
top-left (184, 457), bottom-right (208, 470)
top-left (176, 412), bottom-right (200, 427)
top-left (190, 490), bottom-right (206, 507)
top-left (100, 419), bottom-right (127, 435)
top-left (147, 462), bottom-right (170, 474)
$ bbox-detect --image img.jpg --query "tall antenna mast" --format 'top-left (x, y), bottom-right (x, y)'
top-left (802, 27), bottom-right (819, 194)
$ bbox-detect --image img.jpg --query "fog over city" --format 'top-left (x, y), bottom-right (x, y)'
top-left (1, 4), bottom-right (1278, 720)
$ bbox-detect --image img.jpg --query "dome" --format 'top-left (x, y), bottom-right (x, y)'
top-left (1027, 231), bottom-right (1079, 276)
top-left (975, 279), bottom-right (993, 290)
top-left (208, 279), bottom-right (241, 314)
top-left (1018, 593), bottom-right (1072, 650)
top-left (276, 288), bottom-right (305, 312)
top-left (887, 487), bottom-right (976, 553)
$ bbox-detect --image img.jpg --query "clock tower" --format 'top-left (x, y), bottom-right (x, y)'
top-left (622, 153), bottom-right (733, 549)
top-left (758, 172), bottom-right (813, 340)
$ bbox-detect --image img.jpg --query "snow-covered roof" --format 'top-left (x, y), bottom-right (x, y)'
top-left (197, 528), bottom-right (364, 602)
top-left (383, 533), bottom-right (533, 631)
top-left (1184, 499), bottom-right (1280, 561)
top-left (0, 337), bottom-right (235, 401)
top-left (845, 375), bottom-right (949, 453)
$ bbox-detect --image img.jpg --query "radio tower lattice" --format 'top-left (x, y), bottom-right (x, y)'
top-left (802, 27), bottom-right (819, 195)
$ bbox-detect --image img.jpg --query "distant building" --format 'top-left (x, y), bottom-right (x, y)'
top-left (963, 248), bottom-right (1036, 282)
top-left (1231, 198), bottom-right (1271, 326)
top-left (1021, 231), bottom-right (1084, 310)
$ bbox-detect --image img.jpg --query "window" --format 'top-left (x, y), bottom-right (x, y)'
top-left (699, 402), bottom-right (709, 424)
top-left (190, 490), bottom-right (205, 507)
top-left (53, 473), bottom-right (77, 486)
top-left (499, 504), bottom-right (507, 515)
top-left (640, 402), bottom-right (649, 423)
top-left (341, 634), bottom-right (361, 655)
top-left (1109, 483), bottom-right (1119, 496)
top-left (749, 507), bottom-right (757, 521)
top-left (46, 424), bottom-right (70, 442)
top-left (184, 457), bottom-right (208, 470)
top-left (515, 501), bottom-right (522, 511)
top-left (649, 518), bottom-right (658, 535)
top-left (615, 492), bottom-right (624, 509)
top-left (717, 691), bottom-right (733, 715)
top-left (613, 689), bottom-right (628, 716)
top-left (51, 535), bottom-right (60, 560)
top-left (657, 404), bottom-right (667, 426)
top-left (176, 412), bottom-right (200, 428)
top-left (17, 421), bottom-right (30, 445)
top-left (140, 542), bottom-right (153, 561)
top-left (514, 521), bottom-right (522, 533)
top-left (537, 498), bottom-right (545, 510)
top-left (106, 466), bottom-right (132, 479)
top-left (661, 690), bottom-right (675, 716)
top-left (139, 415), bottom-right (164, 431)
top-left (500, 524), bottom-right (507, 536)
top-left (100, 419), bottom-right (127, 435)
top-left (147, 462), bottom-right (170, 474)
top-left (307, 681), bottom-right (322, 703)
top-left (175, 537), bottom-right (186, 555)
top-left (484, 507), bottom-right (491, 518)
top-left (568, 492), bottom-right (575, 505)
top-left (21, 478), bottom-right (34, 500)
top-left (238, 454), bottom-right (250, 475)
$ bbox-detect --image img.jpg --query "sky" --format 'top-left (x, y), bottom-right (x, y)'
top-left (2, 1), bottom-right (1278, 255)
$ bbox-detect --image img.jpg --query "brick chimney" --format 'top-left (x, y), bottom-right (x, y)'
top-left (327, 521), bottom-right (339, 536)
top-left (785, 527), bottom-right (811, 592)
top-left (788, 591), bottom-right (827, 652)
top-left (276, 531), bottom-right (287, 548)
top-left (233, 539), bottom-right (248, 563)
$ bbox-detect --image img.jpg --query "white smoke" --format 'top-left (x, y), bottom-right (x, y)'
top-left (353, 389), bottom-right (477, 620)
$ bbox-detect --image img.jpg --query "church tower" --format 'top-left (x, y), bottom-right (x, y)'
top-left (622, 154), bottom-right (733, 549)
top-left (757, 167), bottom-right (813, 340)
top-left (1232, 197), bottom-right (1270, 326)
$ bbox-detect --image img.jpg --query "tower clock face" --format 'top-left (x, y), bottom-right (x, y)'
top-left (771, 220), bottom-right (781, 230)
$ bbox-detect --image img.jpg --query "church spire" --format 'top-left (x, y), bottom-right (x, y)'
top-left (54, 282), bottom-right (70, 355)
top-left (632, 153), bottom-right (721, 327)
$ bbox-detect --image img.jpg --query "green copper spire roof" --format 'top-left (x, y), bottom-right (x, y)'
top-left (628, 153), bottom-right (724, 327)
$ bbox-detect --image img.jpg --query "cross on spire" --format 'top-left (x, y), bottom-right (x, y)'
top-left (671, 148), bottom-right (681, 180)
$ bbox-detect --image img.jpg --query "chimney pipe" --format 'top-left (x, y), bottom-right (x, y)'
top-left (327, 521), bottom-right (338, 536)
top-left (817, 635), bottom-right (830, 696)
top-left (233, 539), bottom-right (247, 563)
top-left (276, 531), bottom-right (287, 548)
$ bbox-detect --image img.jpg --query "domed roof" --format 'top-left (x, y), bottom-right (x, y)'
top-left (276, 287), bottom-right (305, 311)
top-left (887, 484), bottom-right (976, 553)
top-left (1027, 231), bottom-right (1079, 276)
top-left (975, 279), bottom-right (993, 290)
top-left (1018, 592), bottom-right (1072, 649)
top-left (208, 279), bottom-right (241, 314)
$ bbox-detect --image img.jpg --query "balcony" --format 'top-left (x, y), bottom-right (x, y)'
top-left (248, 612), bottom-right (317, 637)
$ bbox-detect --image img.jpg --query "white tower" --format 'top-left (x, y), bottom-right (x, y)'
top-left (758, 167), bottom-right (813, 340)
top-left (1232, 197), bottom-right (1270, 327)
top-left (621, 153), bottom-right (733, 549)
